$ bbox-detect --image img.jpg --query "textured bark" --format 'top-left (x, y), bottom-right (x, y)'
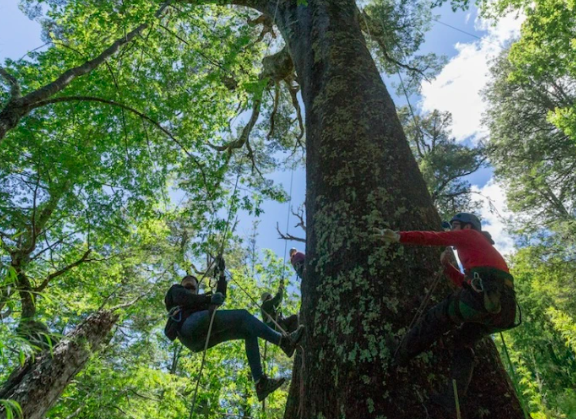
top-left (259, 1), bottom-right (526, 418)
top-left (0, 310), bottom-right (118, 419)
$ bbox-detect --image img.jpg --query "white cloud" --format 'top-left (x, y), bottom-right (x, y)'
top-left (471, 179), bottom-right (516, 256)
top-left (420, 13), bottom-right (525, 142)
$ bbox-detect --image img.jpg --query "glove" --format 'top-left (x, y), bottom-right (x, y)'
top-left (214, 255), bottom-right (226, 277)
top-left (211, 292), bottom-right (225, 306)
top-left (440, 248), bottom-right (452, 266)
top-left (371, 228), bottom-right (400, 243)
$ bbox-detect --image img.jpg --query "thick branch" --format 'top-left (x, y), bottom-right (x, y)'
top-left (0, 3), bottom-right (170, 142)
top-left (22, 3), bottom-right (170, 106)
top-left (292, 206), bottom-right (306, 232)
top-left (247, 14), bottom-right (276, 42)
top-left (208, 92), bottom-right (264, 152)
top-left (0, 309), bottom-right (118, 419)
top-left (208, 46), bottom-right (299, 159)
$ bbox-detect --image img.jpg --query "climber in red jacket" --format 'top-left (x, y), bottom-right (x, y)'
top-left (373, 213), bottom-right (519, 414)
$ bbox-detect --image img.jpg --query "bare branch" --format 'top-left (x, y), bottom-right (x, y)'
top-left (276, 222), bottom-right (305, 243)
top-left (292, 206), bottom-right (306, 231)
top-left (266, 82), bottom-right (281, 141)
top-left (285, 78), bottom-right (305, 147)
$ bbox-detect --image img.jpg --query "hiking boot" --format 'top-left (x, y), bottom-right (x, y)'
top-left (255, 375), bottom-right (286, 401)
top-left (279, 325), bottom-right (305, 357)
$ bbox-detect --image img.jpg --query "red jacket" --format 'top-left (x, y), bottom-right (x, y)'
top-left (399, 229), bottom-right (509, 287)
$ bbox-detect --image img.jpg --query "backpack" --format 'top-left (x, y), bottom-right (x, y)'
top-left (164, 285), bottom-right (182, 341)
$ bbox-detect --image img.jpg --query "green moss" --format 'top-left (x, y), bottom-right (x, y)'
top-left (367, 398), bottom-right (375, 413)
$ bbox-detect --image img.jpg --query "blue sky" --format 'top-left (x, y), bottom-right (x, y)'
top-left (0, 0), bottom-right (523, 260)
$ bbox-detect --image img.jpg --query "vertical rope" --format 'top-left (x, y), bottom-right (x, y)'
top-left (188, 174), bottom-right (240, 419)
top-left (500, 332), bottom-right (530, 419)
top-left (452, 379), bottom-right (462, 419)
top-left (281, 167), bottom-right (296, 282)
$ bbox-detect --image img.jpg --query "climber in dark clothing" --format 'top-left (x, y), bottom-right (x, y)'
top-left (260, 279), bottom-right (299, 334)
top-left (164, 257), bottom-right (305, 401)
top-left (289, 248), bottom-right (305, 279)
top-left (373, 213), bottom-right (519, 414)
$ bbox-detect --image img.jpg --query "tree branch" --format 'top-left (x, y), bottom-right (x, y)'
top-left (358, 11), bottom-right (430, 80)
top-left (110, 289), bottom-right (152, 311)
top-left (34, 249), bottom-right (92, 292)
top-left (292, 206), bottom-right (306, 231)
top-left (208, 90), bottom-right (264, 152)
top-left (22, 3), bottom-right (171, 106)
top-left (0, 67), bottom-right (22, 99)
top-left (276, 222), bottom-right (305, 243)
top-left (0, 2), bottom-right (171, 142)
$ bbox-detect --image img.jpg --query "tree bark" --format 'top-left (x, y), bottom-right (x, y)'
top-left (263, 1), bottom-right (525, 418)
top-left (0, 310), bottom-right (118, 419)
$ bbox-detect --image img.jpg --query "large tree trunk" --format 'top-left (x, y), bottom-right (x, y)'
top-left (266, 1), bottom-right (524, 418)
top-left (0, 310), bottom-right (118, 419)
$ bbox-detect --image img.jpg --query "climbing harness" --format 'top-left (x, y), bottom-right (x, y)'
top-left (469, 271), bottom-right (484, 293)
top-left (168, 306), bottom-right (182, 322)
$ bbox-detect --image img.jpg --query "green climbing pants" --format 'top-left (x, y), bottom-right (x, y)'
top-left (396, 269), bottom-right (518, 398)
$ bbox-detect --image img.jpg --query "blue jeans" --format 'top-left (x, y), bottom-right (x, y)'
top-left (179, 309), bottom-right (282, 381)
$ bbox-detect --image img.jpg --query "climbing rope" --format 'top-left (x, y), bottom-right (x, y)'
top-left (280, 167), bottom-right (296, 283)
top-left (393, 268), bottom-right (444, 360)
top-left (499, 332), bottom-right (530, 419)
top-left (232, 266), bottom-right (291, 336)
top-left (188, 175), bottom-right (241, 419)
top-left (263, 163), bottom-right (296, 410)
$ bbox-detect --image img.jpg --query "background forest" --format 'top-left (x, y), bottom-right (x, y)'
top-left (0, 0), bottom-right (574, 418)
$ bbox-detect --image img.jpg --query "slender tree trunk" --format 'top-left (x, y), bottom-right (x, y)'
top-left (264, 1), bottom-right (525, 418)
top-left (0, 310), bottom-right (118, 419)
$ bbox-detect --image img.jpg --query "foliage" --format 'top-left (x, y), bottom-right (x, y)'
top-left (362, 0), bottom-right (447, 96)
top-left (483, 48), bottom-right (576, 258)
top-left (481, 0), bottom-right (576, 139)
top-left (0, 0), bottom-right (306, 415)
top-left (399, 108), bottom-right (485, 219)
top-left (496, 247), bottom-right (576, 419)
